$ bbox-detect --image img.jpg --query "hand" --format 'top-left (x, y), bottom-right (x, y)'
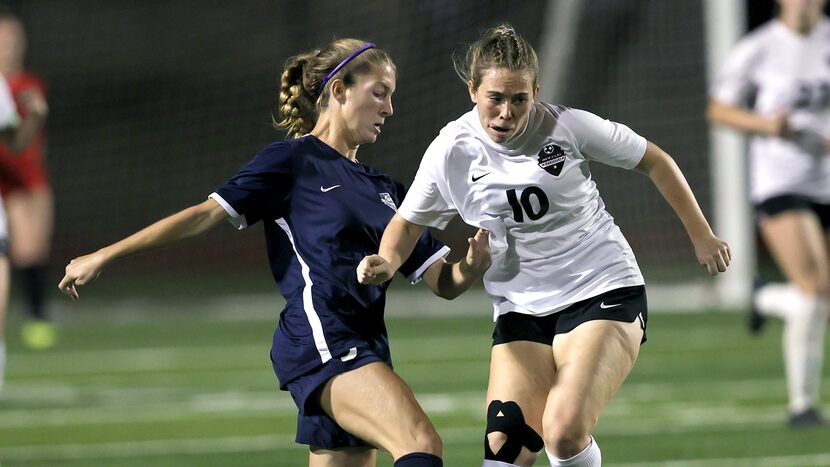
top-left (692, 233), bottom-right (731, 276)
top-left (356, 254), bottom-right (396, 285)
top-left (18, 89), bottom-right (48, 120)
top-left (460, 229), bottom-right (491, 275)
top-left (58, 251), bottom-right (108, 301)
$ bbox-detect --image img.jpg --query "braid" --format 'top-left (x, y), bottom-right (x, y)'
top-left (275, 52), bottom-right (319, 138)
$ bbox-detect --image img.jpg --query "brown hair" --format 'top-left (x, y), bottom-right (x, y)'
top-left (453, 23), bottom-right (539, 92)
top-left (276, 39), bottom-right (395, 138)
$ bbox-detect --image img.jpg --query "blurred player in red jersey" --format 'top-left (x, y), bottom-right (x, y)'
top-left (0, 13), bottom-right (52, 350)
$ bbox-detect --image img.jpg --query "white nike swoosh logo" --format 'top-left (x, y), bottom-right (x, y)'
top-left (600, 302), bottom-right (621, 309)
top-left (320, 185), bottom-right (341, 192)
top-left (340, 347), bottom-right (358, 362)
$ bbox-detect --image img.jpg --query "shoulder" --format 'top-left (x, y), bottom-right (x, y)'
top-left (244, 138), bottom-right (310, 172)
top-left (732, 21), bottom-right (777, 59)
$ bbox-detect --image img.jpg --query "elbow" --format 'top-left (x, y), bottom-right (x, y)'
top-left (434, 288), bottom-right (461, 301)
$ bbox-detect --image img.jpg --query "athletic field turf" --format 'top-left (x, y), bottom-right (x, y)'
top-left (1, 290), bottom-right (829, 466)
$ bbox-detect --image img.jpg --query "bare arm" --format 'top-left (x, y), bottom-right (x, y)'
top-left (421, 228), bottom-right (490, 300)
top-left (634, 141), bottom-right (731, 275)
top-left (5, 89), bottom-right (48, 153)
top-left (356, 213), bottom-right (426, 285)
top-left (706, 98), bottom-right (786, 137)
top-left (58, 198), bottom-right (230, 300)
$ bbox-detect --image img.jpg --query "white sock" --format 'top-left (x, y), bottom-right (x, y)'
top-left (755, 282), bottom-right (799, 319)
top-left (0, 340), bottom-right (5, 393)
top-left (482, 461), bottom-right (520, 467)
top-left (546, 435), bottom-right (601, 466)
top-left (781, 291), bottom-right (828, 413)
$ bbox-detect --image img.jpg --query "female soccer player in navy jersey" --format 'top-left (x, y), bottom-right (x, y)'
top-left (58, 39), bottom-right (490, 467)
top-left (359, 25), bottom-right (730, 467)
top-left (708, 0), bottom-right (830, 428)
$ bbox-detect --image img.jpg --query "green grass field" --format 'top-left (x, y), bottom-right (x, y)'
top-left (1, 291), bottom-right (829, 466)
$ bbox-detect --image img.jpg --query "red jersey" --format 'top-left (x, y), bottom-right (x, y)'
top-left (0, 70), bottom-right (48, 195)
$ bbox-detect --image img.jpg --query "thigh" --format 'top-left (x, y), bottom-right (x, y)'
top-left (546, 318), bottom-right (643, 433)
top-left (309, 446), bottom-right (376, 467)
top-left (318, 361), bottom-right (435, 459)
top-left (759, 210), bottom-right (830, 294)
top-left (487, 341), bottom-right (555, 435)
top-left (6, 189), bottom-right (53, 260)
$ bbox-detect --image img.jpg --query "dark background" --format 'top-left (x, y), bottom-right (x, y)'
top-left (0, 0), bottom-right (807, 297)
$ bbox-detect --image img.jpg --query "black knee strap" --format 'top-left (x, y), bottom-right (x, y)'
top-left (484, 400), bottom-right (544, 463)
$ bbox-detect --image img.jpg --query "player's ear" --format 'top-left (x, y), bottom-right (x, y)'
top-left (467, 80), bottom-right (477, 103)
top-left (330, 79), bottom-right (347, 105)
top-left (533, 85), bottom-right (540, 100)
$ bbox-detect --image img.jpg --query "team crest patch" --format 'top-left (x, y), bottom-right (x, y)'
top-left (379, 192), bottom-right (397, 211)
top-left (537, 144), bottom-right (566, 176)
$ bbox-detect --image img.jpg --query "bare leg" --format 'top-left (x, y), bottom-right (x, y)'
top-left (485, 341), bottom-right (555, 467)
top-left (544, 318), bottom-right (643, 460)
top-left (758, 211), bottom-right (830, 415)
top-left (317, 361), bottom-right (442, 461)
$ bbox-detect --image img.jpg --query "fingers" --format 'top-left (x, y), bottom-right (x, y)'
top-left (356, 255), bottom-right (388, 284)
top-left (58, 274), bottom-right (79, 301)
top-left (701, 250), bottom-right (730, 276)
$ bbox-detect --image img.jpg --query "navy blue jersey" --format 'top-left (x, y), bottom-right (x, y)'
top-left (210, 135), bottom-right (449, 385)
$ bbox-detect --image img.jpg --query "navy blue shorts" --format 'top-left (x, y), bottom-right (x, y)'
top-left (756, 194), bottom-right (830, 230)
top-left (279, 346), bottom-right (385, 449)
top-left (493, 285), bottom-right (648, 346)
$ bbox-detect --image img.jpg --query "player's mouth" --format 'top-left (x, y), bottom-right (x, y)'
top-left (489, 124), bottom-right (513, 137)
top-left (373, 123), bottom-right (383, 134)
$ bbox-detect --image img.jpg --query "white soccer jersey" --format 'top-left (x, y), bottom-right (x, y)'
top-left (399, 102), bottom-right (647, 319)
top-left (711, 19), bottom-right (830, 203)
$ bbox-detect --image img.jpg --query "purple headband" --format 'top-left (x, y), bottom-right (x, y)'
top-left (319, 42), bottom-right (376, 92)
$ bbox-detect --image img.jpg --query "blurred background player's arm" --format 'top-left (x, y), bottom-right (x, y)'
top-left (3, 86), bottom-right (46, 153)
top-left (706, 99), bottom-right (789, 137)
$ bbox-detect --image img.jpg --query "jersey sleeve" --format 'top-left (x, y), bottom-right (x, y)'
top-left (563, 108), bottom-right (646, 169)
top-left (0, 75), bottom-right (19, 130)
top-left (710, 34), bottom-right (761, 106)
top-left (399, 230), bottom-right (451, 284)
top-left (209, 141), bottom-right (294, 229)
top-left (390, 179), bottom-right (451, 284)
top-left (398, 133), bottom-right (459, 229)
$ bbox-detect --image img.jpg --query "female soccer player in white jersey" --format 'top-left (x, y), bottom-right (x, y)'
top-left (358, 25), bottom-right (730, 466)
top-left (708, 0), bottom-right (830, 428)
top-left (58, 39), bottom-right (491, 467)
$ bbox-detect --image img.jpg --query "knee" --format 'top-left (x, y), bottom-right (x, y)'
top-left (484, 400), bottom-right (544, 466)
top-left (543, 407), bottom-right (594, 458)
top-left (410, 420), bottom-right (442, 456)
top-left (10, 245), bottom-right (48, 267)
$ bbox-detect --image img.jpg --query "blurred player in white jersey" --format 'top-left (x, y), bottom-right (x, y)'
top-left (359, 24), bottom-right (730, 467)
top-left (0, 72), bottom-right (18, 392)
top-left (708, 0), bottom-right (830, 428)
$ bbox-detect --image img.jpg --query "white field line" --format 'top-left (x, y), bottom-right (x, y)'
top-left (0, 434), bottom-right (297, 461)
top-left (6, 335), bottom-right (487, 374)
top-left (2, 427), bottom-right (829, 465)
top-left (612, 453), bottom-right (830, 467)
top-left (0, 384), bottom-right (810, 436)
